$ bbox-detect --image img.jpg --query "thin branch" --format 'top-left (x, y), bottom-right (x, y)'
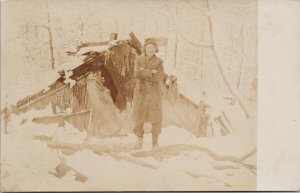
top-left (145, 5), bottom-right (172, 19)
top-left (146, 2), bottom-right (210, 48)
top-left (36, 25), bottom-right (50, 31)
top-left (239, 148), bottom-right (256, 162)
top-left (183, 0), bottom-right (209, 16)
top-left (178, 32), bottom-right (212, 47)
top-left (185, 171), bottom-right (232, 186)
top-left (164, 0), bottom-right (175, 19)
top-left (205, 0), bottom-right (250, 118)
top-left (4, 31), bottom-right (29, 43)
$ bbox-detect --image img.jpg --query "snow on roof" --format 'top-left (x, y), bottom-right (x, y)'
top-left (5, 55), bottom-right (87, 107)
top-left (56, 56), bottom-right (85, 72)
top-left (77, 45), bottom-right (109, 56)
top-left (6, 40), bottom-right (128, 107)
top-left (76, 39), bottom-right (131, 57)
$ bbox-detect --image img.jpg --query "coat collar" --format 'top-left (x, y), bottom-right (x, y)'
top-left (143, 53), bottom-right (156, 63)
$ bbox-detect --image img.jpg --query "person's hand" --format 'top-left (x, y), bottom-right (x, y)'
top-left (151, 69), bottom-right (158, 73)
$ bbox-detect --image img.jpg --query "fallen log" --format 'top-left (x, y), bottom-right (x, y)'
top-left (131, 144), bottom-right (256, 173)
top-left (47, 142), bottom-right (158, 170)
top-left (32, 110), bottom-right (90, 122)
top-left (239, 148), bottom-right (257, 162)
top-left (32, 110), bottom-right (90, 129)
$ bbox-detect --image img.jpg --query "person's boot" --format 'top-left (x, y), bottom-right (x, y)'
top-left (134, 136), bottom-right (143, 149)
top-left (152, 134), bottom-right (159, 149)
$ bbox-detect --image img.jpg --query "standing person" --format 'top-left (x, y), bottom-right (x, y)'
top-left (132, 39), bottom-right (165, 149)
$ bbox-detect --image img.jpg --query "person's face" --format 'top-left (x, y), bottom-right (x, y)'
top-left (145, 44), bottom-right (156, 57)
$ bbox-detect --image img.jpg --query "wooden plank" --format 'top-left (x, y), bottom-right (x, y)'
top-left (32, 110), bottom-right (90, 120)
top-left (15, 71), bottom-right (91, 113)
top-left (16, 85), bottom-right (67, 113)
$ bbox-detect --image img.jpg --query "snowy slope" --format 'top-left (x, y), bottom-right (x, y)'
top-left (1, 108), bottom-right (256, 191)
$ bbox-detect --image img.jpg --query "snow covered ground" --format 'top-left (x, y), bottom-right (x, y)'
top-left (1, 107), bottom-right (256, 191)
top-left (1, 42), bottom-right (257, 190)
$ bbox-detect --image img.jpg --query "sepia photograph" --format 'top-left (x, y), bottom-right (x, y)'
top-left (1, 0), bottom-right (259, 191)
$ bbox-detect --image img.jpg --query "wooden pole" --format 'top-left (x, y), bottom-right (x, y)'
top-left (45, 0), bottom-right (55, 69)
top-left (110, 33), bottom-right (118, 41)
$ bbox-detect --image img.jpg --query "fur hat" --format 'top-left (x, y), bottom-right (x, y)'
top-left (143, 38), bottom-right (159, 53)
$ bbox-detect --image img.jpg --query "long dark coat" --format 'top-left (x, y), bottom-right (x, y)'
top-left (132, 54), bottom-right (165, 125)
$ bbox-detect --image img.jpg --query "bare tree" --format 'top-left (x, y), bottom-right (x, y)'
top-left (160, 0), bottom-right (251, 118)
top-left (205, 0), bottom-right (250, 118)
top-left (236, 18), bottom-right (245, 90)
top-left (144, 0), bottom-right (188, 69)
top-left (114, 0), bottom-right (120, 34)
top-left (36, 0), bottom-right (55, 69)
top-left (173, 0), bottom-right (181, 69)
top-left (229, 8), bottom-right (246, 90)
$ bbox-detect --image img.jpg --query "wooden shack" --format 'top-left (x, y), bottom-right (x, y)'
top-left (9, 32), bottom-right (234, 138)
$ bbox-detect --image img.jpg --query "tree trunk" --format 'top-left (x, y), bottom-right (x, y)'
top-left (48, 28), bottom-right (55, 69)
top-left (236, 20), bottom-right (245, 89)
top-left (174, 0), bottom-right (180, 69)
top-left (236, 57), bottom-right (243, 89)
top-left (206, 0), bottom-right (250, 119)
top-left (174, 30), bottom-right (178, 69)
top-left (114, 1), bottom-right (120, 33)
top-left (45, 0), bottom-right (55, 69)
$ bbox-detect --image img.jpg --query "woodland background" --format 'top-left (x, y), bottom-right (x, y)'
top-left (1, 0), bottom-right (257, 107)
